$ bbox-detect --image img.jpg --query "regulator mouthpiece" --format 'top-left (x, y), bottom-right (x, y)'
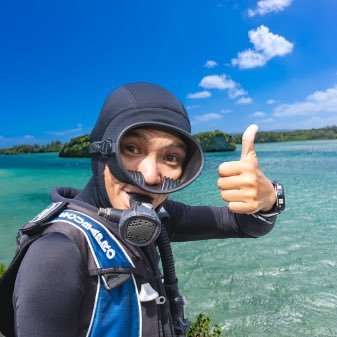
top-left (89, 122), bottom-right (204, 194)
top-left (98, 194), bottom-right (161, 246)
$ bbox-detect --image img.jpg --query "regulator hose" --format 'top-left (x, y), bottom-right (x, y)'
top-left (157, 223), bottom-right (189, 336)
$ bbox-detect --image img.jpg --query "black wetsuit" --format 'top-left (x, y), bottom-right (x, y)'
top-left (13, 186), bottom-right (275, 337)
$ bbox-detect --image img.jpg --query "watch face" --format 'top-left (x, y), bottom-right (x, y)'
top-left (273, 181), bottom-right (285, 212)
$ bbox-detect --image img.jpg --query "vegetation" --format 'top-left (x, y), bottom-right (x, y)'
top-left (187, 313), bottom-right (224, 337)
top-left (231, 125), bottom-right (337, 144)
top-left (59, 135), bottom-right (90, 157)
top-left (0, 263), bottom-right (6, 278)
top-left (194, 130), bottom-right (236, 152)
top-left (0, 141), bottom-right (63, 155)
top-left (2, 125), bottom-right (337, 157)
top-left (58, 125), bottom-right (337, 157)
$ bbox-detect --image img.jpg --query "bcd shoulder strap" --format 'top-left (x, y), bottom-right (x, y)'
top-left (0, 201), bottom-right (67, 337)
top-left (0, 203), bottom-right (147, 337)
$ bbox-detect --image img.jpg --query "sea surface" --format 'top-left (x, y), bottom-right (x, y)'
top-left (1, 140), bottom-right (337, 336)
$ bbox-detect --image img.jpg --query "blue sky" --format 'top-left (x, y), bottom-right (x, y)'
top-left (1, 0), bottom-right (337, 147)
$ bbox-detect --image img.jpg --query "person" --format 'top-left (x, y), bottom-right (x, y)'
top-left (0, 82), bottom-right (285, 337)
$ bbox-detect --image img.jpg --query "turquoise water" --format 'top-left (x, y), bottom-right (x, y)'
top-left (1, 140), bottom-right (337, 336)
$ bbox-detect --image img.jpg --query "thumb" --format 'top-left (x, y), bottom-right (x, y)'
top-left (241, 124), bottom-right (258, 160)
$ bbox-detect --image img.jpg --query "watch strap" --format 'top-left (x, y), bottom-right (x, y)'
top-left (253, 180), bottom-right (285, 218)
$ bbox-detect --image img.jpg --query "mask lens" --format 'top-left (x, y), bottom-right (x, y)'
top-left (115, 124), bottom-right (204, 194)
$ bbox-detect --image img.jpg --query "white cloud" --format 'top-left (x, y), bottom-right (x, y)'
top-left (244, 87), bottom-right (337, 129)
top-left (186, 91), bottom-right (212, 99)
top-left (199, 74), bottom-right (236, 90)
top-left (237, 97), bottom-right (253, 104)
top-left (186, 104), bottom-right (200, 110)
top-left (260, 117), bottom-right (275, 124)
top-left (250, 111), bottom-right (266, 117)
top-left (266, 99), bottom-right (276, 104)
top-left (194, 113), bottom-right (224, 123)
top-left (204, 60), bottom-right (218, 69)
top-left (232, 25), bottom-right (294, 69)
top-left (0, 124), bottom-right (91, 149)
top-left (0, 135), bottom-right (41, 148)
top-left (198, 73), bottom-right (248, 100)
top-left (250, 25), bottom-right (294, 59)
top-left (229, 87), bottom-right (247, 98)
top-left (221, 109), bottom-right (232, 114)
top-left (248, 0), bottom-right (293, 17)
top-left (273, 86), bottom-right (337, 117)
top-left (232, 49), bottom-right (267, 68)
top-left (46, 124), bottom-right (84, 136)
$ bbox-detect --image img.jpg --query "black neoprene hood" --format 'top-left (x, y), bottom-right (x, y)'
top-left (89, 82), bottom-right (204, 194)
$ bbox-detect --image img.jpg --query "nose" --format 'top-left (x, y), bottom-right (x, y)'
top-left (137, 156), bottom-right (162, 186)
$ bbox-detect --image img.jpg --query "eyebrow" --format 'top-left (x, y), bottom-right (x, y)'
top-left (124, 129), bottom-right (187, 151)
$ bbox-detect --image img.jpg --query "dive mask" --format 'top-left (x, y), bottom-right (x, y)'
top-left (89, 122), bottom-right (204, 194)
top-left (92, 122), bottom-right (204, 246)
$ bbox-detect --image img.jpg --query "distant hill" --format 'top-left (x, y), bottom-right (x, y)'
top-left (58, 130), bottom-right (236, 157)
top-left (58, 135), bottom-right (90, 157)
top-left (193, 130), bottom-right (236, 152)
top-left (0, 141), bottom-right (62, 155)
top-left (1, 125), bottom-right (337, 156)
top-left (231, 125), bottom-right (337, 143)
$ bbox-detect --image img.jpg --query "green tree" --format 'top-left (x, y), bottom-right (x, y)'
top-left (0, 263), bottom-right (6, 278)
top-left (59, 135), bottom-right (90, 157)
top-left (194, 130), bottom-right (236, 152)
top-left (187, 314), bottom-right (224, 337)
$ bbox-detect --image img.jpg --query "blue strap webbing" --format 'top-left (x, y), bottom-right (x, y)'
top-left (51, 210), bottom-right (142, 337)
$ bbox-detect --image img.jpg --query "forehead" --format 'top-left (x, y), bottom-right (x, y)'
top-left (122, 127), bottom-right (187, 147)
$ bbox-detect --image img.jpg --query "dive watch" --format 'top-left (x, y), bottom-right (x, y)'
top-left (255, 180), bottom-right (285, 217)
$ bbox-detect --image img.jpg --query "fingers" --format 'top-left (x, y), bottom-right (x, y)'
top-left (218, 161), bottom-right (242, 177)
top-left (241, 124), bottom-right (258, 161)
top-left (227, 201), bottom-right (259, 214)
top-left (217, 174), bottom-right (257, 191)
top-left (220, 189), bottom-right (256, 202)
top-left (217, 124), bottom-right (267, 214)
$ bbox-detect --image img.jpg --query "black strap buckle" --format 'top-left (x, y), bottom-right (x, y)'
top-left (89, 138), bottom-right (116, 157)
top-left (174, 317), bottom-right (190, 336)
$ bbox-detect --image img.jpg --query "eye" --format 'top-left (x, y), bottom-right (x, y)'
top-left (164, 154), bottom-right (181, 164)
top-left (124, 145), bottom-right (141, 155)
top-left (165, 154), bottom-right (179, 163)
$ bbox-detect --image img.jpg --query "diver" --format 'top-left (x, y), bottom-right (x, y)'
top-left (0, 82), bottom-right (285, 337)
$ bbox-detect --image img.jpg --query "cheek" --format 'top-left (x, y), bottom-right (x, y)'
top-left (157, 162), bottom-right (182, 179)
top-left (166, 167), bottom-right (183, 180)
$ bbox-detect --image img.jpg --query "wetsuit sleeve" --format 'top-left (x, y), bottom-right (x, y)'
top-left (163, 199), bottom-right (276, 242)
top-left (13, 232), bottom-right (87, 337)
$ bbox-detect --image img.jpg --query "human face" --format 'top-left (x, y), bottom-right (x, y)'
top-left (104, 128), bottom-right (187, 210)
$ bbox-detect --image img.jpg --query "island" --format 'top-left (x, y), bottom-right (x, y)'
top-left (57, 130), bottom-right (236, 157)
top-left (1, 125), bottom-right (337, 157)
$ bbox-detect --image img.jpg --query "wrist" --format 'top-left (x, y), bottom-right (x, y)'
top-left (256, 181), bottom-right (285, 217)
top-left (260, 181), bottom-right (277, 212)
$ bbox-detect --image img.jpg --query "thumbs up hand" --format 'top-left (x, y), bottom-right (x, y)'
top-left (218, 124), bottom-right (276, 214)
